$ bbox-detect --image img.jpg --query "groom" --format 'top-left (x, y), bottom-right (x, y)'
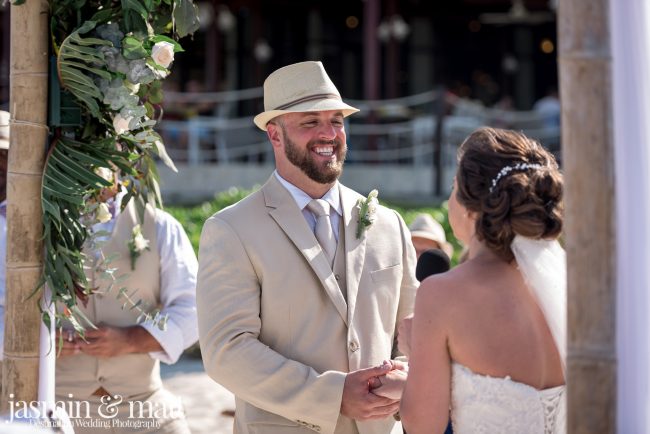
top-left (196, 61), bottom-right (418, 434)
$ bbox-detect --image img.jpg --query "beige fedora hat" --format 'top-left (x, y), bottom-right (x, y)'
top-left (253, 61), bottom-right (359, 131)
top-left (0, 111), bottom-right (9, 150)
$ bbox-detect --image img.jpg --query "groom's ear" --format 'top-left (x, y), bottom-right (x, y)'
top-left (266, 122), bottom-right (283, 149)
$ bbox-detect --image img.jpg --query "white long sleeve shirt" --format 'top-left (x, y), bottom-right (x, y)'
top-left (93, 200), bottom-right (198, 365)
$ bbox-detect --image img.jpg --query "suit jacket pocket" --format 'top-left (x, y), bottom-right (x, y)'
top-left (370, 264), bottom-right (402, 283)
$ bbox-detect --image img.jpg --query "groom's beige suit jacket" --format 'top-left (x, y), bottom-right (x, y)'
top-left (197, 175), bottom-right (418, 434)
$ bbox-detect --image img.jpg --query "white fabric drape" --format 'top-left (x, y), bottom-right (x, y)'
top-left (611, 0), bottom-right (650, 431)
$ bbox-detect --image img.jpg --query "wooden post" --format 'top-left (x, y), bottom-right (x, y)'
top-left (1, 0), bottom-right (49, 411)
top-left (558, 0), bottom-right (616, 432)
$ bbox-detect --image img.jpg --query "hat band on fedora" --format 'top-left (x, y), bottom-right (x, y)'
top-left (274, 93), bottom-right (341, 111)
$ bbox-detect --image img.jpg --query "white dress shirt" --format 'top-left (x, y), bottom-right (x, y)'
top-left (274, 171), bottom-right (342, 241)
top-left (92, 196), bottom-right (198, 365)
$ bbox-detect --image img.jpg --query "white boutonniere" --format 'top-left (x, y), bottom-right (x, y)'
top-left (356, 189), bottom-right (379, 239)
top-left (127, 224), bottom-right (150, 270)
top-left (95, 202), bottom-right (112, 224)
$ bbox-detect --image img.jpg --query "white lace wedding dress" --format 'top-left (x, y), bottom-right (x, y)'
top-left (451, 363), bottom-right (566, 434)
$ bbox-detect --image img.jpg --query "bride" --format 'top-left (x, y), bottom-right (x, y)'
top-left (399, 127), bottom-right (566, 434)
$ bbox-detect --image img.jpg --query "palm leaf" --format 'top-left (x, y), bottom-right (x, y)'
top-left (57, 21), bottom-right (112, 119)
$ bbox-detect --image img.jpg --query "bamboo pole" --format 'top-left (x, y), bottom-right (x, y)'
top-left (558, 0), bottom-right (616, 432)
top-left (1, 0), bottom-right (49, 411)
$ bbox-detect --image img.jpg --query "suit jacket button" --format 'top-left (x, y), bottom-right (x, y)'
top-left (348, 341), bottom-right (359, 352)
top-left (335, 274), bottom-right (340, 281)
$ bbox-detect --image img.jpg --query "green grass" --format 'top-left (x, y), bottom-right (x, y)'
top-left (167, 187), bottom-right (463, 262)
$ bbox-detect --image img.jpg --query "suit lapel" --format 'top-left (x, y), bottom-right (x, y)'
top-left (340, 184), bottom-right (367, 326)
top-left (263, 176), bottom-right (348, 326)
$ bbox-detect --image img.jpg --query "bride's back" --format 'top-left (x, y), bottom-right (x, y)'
top-left (441, 255), bottom-right (564, 389)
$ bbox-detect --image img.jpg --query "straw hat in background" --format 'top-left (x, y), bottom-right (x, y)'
top-left (409, 213), bottom-right (454, 260)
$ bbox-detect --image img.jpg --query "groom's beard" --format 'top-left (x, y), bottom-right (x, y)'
top-left (282, 129), bottom-right (346, 184)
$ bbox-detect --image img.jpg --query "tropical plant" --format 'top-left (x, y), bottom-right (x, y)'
top-left (41, 0), bottom-right (199, 336)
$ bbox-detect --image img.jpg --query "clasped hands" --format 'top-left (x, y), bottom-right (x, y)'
top-left (340, 360), bottom-right (409, 421)
top-left (56, 325), bottom-right (137, 358)
top-left (341, 316), bottom-right (414, 421)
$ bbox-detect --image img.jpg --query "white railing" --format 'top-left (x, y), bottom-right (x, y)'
top-left (157, 88), bottom-right (561, 169)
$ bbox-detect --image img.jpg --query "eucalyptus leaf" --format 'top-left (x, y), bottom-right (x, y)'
top-left (122, 36), bottom-right (149, 60)
top-left (71, 306), bottom-right (98, 329)
top-left (154, 140), bottom-right (177, 172)
top-left (172, 0), bottom-right (199, 38)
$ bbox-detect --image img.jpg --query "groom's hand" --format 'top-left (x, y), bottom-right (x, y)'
top-left (341, 363), bottom-right (400, 420)
top-left (370, 360), bottom-right (409, 400)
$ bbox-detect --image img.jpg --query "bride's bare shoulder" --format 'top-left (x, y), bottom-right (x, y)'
top-left (416, 259), bottom-right (508, 313)
top-left (415, 263), bottom-right (473, 310)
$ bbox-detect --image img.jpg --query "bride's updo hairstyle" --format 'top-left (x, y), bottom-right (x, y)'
top-left (455, 127), bottom-right (563, 261)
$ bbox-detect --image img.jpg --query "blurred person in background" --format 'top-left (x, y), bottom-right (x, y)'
top-left (409, 213), bottom-right (453, 260)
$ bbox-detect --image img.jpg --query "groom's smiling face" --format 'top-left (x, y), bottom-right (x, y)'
top-left (273, 111), bottom-right (348, 185)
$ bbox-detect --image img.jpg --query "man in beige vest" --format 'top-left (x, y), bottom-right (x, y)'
top-left (55, 176), bottom-right (199, 434)
top-left (197, 61), bottom-right (418, 434)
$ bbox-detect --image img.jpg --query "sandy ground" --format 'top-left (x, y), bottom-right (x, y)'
top-left (160, 356), bottom-right (235, 434)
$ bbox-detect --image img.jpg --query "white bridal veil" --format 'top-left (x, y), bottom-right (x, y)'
top-left (511, 235), bottom-right (567, 375)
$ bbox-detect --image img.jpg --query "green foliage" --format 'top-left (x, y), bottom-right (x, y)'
top-left (45, 0), bottom-right (200, 334)
top-left (167, 188), bottom-right (464, 264)
top-left (167, 187), bottom-right (257, 253)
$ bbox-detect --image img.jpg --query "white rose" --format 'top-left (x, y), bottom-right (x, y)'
top-left (113, 114), bottom-right (133, 135)
top-left (95, 167), bottom-right (114, 183)
top-left (151, 41), bottom-right (175, 68)
top-left (96, 202), bottom-right (112, 223)
top-left (133, 232), bottom-right (150, 252)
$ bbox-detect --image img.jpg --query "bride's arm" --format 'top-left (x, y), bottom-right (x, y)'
top-left (399, 276), bottom-right (453, 434)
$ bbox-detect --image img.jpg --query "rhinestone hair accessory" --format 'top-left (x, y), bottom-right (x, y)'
top-left (489, 162), bottom-right (544, 193)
